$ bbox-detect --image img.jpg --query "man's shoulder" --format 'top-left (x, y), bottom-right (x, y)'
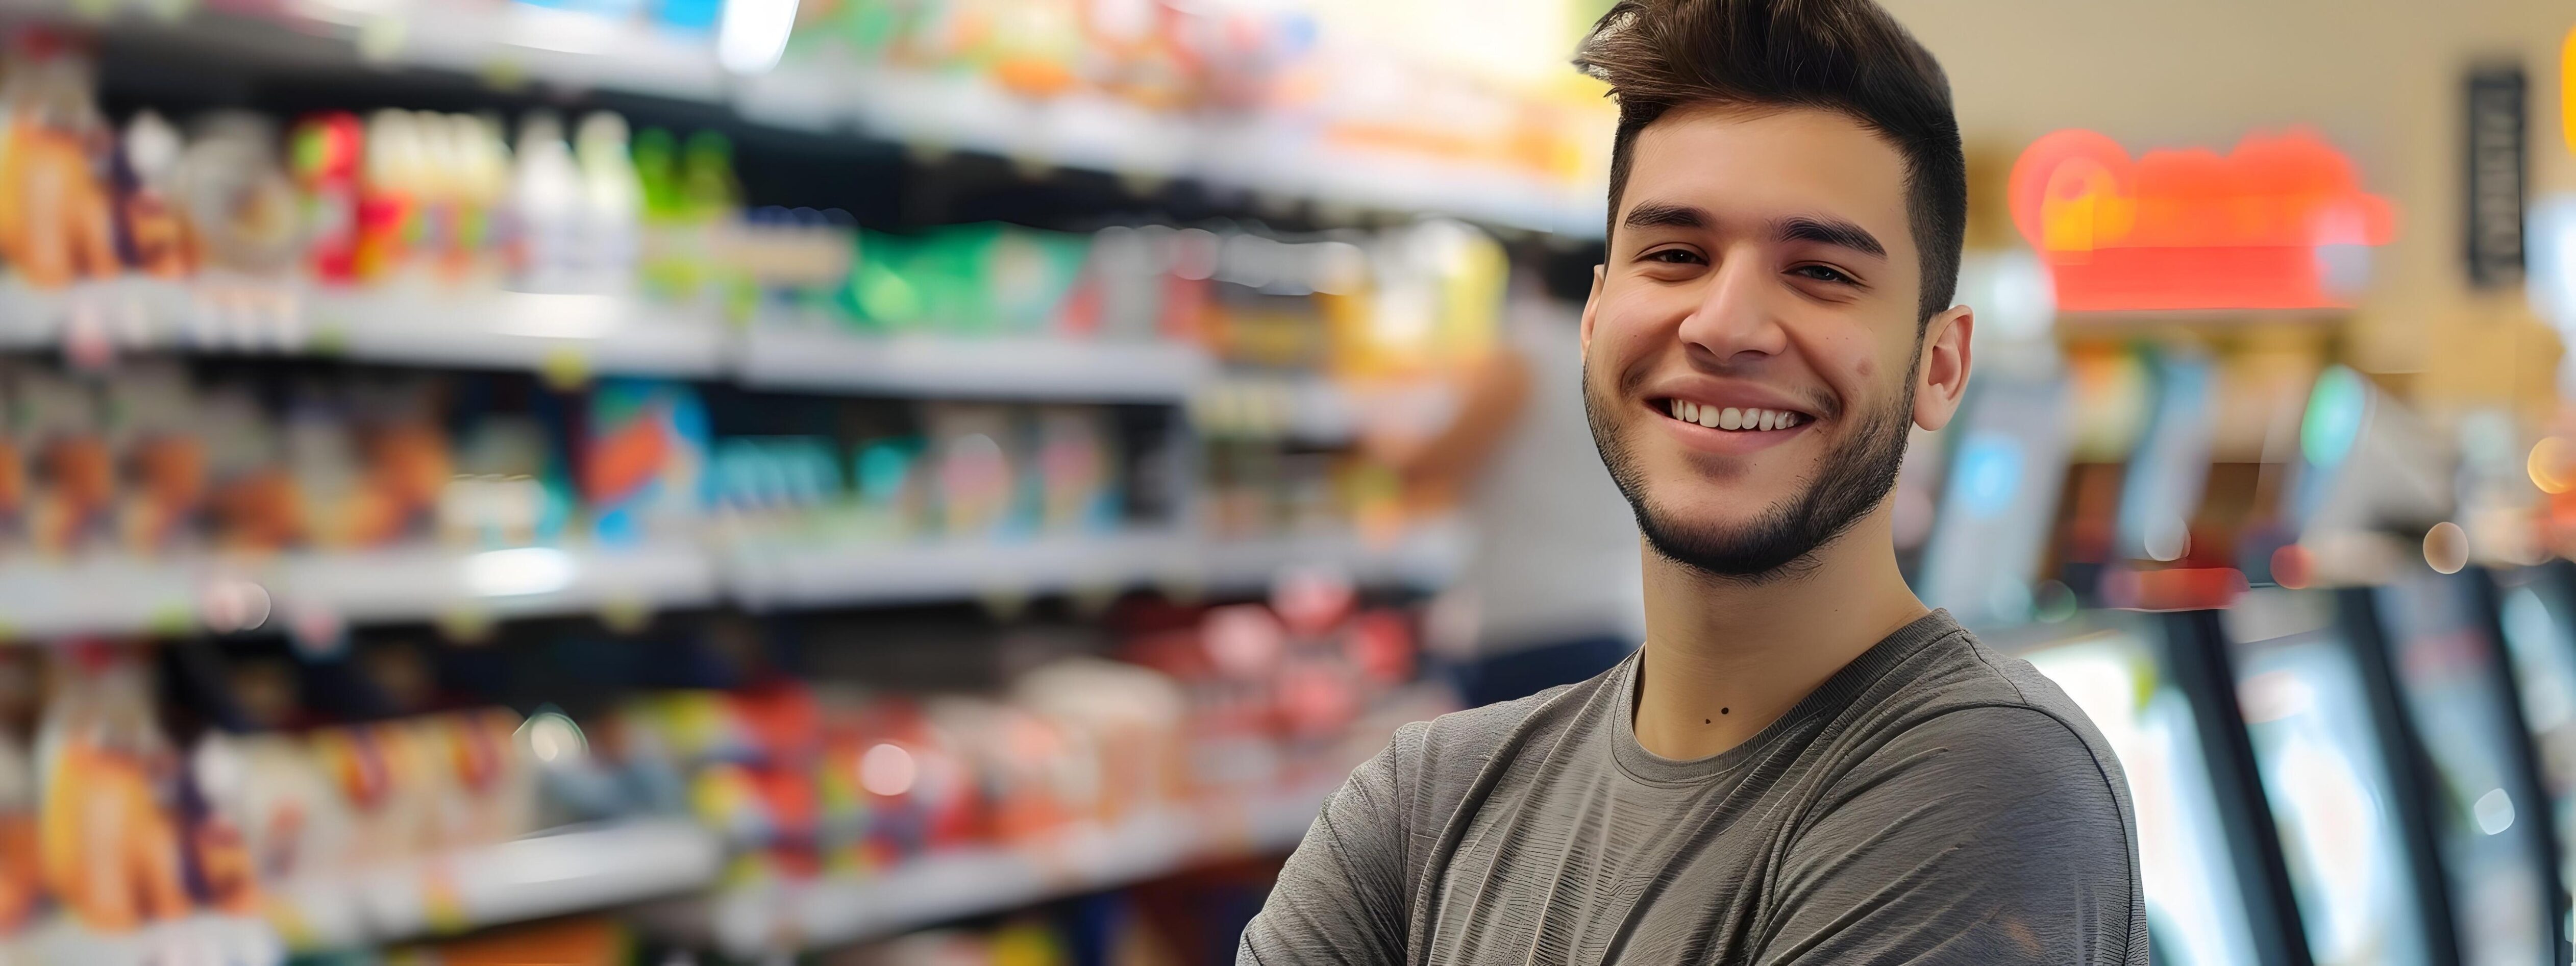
top-left (1834, 626), bottom-right (2135, 816)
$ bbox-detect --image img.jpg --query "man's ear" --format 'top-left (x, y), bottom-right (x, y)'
top-left (1913, 304), bottom-right (1974, 432)
top-left (1578, 264), bottom-right (1606, 356)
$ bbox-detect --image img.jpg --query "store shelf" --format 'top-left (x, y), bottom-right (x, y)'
top-left (353, 820), bottom-right (726, 945)
top-left (0, 541), bottom-right (719, 639)
top-left (728, 522), bottom-right (1466, 612)
top-left (301, 289), bottom-right (730, 379)
top-left (16, 913), bottom-right (281, 966)
top-left (28, 3), bottom-right (1606, 238)
top-left (737, 324), bottom-right (1215, 402)
top-left (0, 523), bottom-right (1459, 638)
top-left (0, 280), bottom-right (729, 379)
top-left (12, 822), bottom-right (723, 961)
top-left (704, 775), bottom-right (1341, 956)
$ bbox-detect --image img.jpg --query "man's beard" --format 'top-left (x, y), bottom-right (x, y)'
top-left (1583, 364), bottom-right (1913, 582)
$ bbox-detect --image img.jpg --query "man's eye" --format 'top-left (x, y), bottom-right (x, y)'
top-left (1789, 264), bottom-right (1855, 284)
top-left (1643, 249), bottom-right (1705, 265)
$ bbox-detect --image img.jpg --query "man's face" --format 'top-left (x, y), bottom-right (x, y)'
top-left (1581, 105), bottom-right (1963, 579)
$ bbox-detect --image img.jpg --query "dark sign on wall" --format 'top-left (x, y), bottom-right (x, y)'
top-left (2466, 66), bottom-right (2527, 288)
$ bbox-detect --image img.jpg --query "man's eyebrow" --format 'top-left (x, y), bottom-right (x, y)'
top-left (1621, 202), bottom-right (1710, 231)
top-left (1773, 216), bottom-right (1887, 259)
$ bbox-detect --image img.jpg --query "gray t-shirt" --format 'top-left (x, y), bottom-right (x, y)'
top-left (1241, 610), bottom-right (2146, 965)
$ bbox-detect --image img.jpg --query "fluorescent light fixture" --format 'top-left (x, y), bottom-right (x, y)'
top-left (718, 0), bottom-right (800, 75)
top-left (464, 547), bottom-right (576, 597)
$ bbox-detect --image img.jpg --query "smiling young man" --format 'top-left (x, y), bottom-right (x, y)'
top-left (1239, 0), bottom-right (2144, 963)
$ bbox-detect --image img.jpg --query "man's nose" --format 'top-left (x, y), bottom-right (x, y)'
top-left (1674, 249), bottom-right (1790, 366)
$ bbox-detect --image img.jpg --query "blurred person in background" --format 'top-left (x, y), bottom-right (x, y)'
top-left (1242, 0), bottom-right (2145, 962)
top-left (1363, 285), bottom-right (1647, 709)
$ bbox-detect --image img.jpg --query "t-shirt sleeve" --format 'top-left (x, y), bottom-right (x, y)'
top-left (1754, 705), bottom-right (2143, 966)
top-left (1237, 722), bottom-right (1426, 965)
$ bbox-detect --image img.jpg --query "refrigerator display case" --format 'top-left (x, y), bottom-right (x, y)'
top-left (1993, 612), bottom-right (2276, 965)
top-left (2491, 562), bottom-right (2576, 928)
top-left (2364, 570), bottom-right (2567, 966)
top-left (2226, 589), bottom-right (2443, 966)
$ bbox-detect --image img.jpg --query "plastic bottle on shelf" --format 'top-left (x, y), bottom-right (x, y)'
top-left (450, 112), bottom-right (514, 286)
top-left (510, 111), bottom-right (584, 293)
top-left (573, 111), bottom-right (642, 290)
top-left (355, 109), bottom-right (426, 283)
top-left (289, 111), bottom-right (366, 285)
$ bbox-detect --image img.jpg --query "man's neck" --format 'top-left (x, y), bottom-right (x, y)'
top-left (1631, 507), bottom-right (1930, 761)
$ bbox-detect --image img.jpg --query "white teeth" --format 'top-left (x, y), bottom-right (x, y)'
top-left (1669, 400), bottom-right (1806, 431)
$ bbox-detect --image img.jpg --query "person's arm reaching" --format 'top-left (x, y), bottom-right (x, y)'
top-left (1237, 722), bottom-right (1427, 965)
top-left (1755, 705), bottom-right (2145, 965)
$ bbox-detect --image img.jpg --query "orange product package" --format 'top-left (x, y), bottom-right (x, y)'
top-left (35, 643), bottom-right (193, 933)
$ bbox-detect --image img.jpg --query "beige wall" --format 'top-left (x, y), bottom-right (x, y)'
top-left (1883, 0), bottom-right (2574, 414)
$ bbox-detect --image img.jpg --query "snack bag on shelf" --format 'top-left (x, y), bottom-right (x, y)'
top-left (35, 642), bottom-right (192, 932)
top-left (348, 374), bottom-right (455, 549)
top-left (289, 111), bottom-right (365, 284)
top-left (283, 388), bottom-right (376, 552)
top-left (0, 35), bottom-right (120, 289)
top-left (114, 110), bottom-right (199, 278)
top-left (107, 361), bottom-right (209, 555)
top-left (21, 371), bottom-right (114, 557)
top-left (201, 383), bottom-right (302, 553)
top-left (583, 378), bottom-right (709, 544)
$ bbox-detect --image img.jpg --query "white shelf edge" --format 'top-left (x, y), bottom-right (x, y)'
top-left (0, 523), bottom-right (1462, 638)
top-left (735, 325), bottom-right (1216, 402)
top-left (706, 775), bottom-right (1344, 956)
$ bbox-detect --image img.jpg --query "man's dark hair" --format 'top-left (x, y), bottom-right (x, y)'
top-left (1575, 0), bottom-right (1968, 327)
